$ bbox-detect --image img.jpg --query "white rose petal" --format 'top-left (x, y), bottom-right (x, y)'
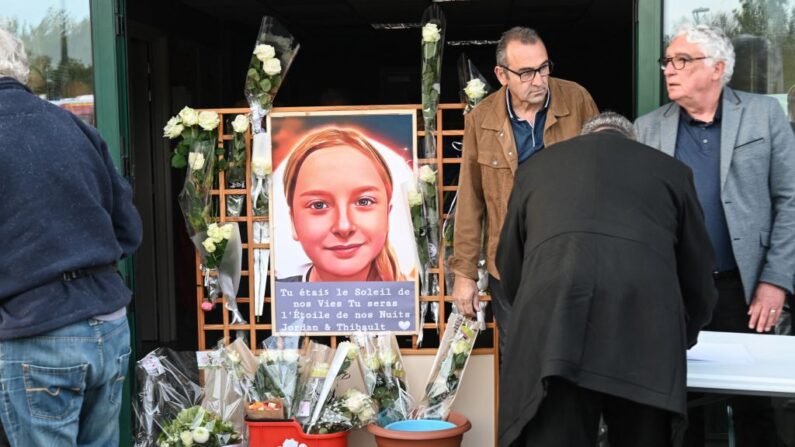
top-left (252, 157), bottom-right (272, 176)
top-left (408, 190), bottom-right (423, 207)
top-left (178, 106), bottom-right (199, 126)
top-left (220, 223), bottom-right (233, 240)
top-left (231, 114), bottom-right (250, 134)
top-left (359, 406), bottom-right (376, 422)
top-left (419, 165), bottom-right (436, 184)
top-left (163, 116), bottom-right (184, 139)
top-left (262, 58), bottom-right (282, 76)
top-left (253, 44), bottom-right (276, 62)
top-left (202, 238), bottom-right (216, 253)
top-left (197, 110), bottom-right (220, 131)
top-left (191, 427), bottom-right (210, 444)
top-left (422, 23), bottom-right (441, 43)
top-left (180, 431), bottom-right (193, 446)
top-left (228, 350), bottom-right (241, 364)
top-left (378, 349), bottom-right (397, 367)
top-left (364, 355), bottom-right (381, 371)
top-left (464, 78), bottom-right (488, 100)
top-left (452, 339), bottom-right (470, 355)
top-left (188, 152), bottom-right (206, 171)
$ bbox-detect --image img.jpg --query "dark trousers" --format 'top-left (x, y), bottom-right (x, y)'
top-left (684, 274), bottom-right (784, 447)
top-left (488, 274), bottom-right (512, 358)
top-left (516, 377), bottom-right (672, 447)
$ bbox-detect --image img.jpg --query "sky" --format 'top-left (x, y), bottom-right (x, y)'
top-left (1, 1), bottom-right (90, 28)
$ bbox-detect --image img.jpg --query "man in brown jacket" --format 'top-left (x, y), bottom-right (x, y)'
top-left (450, 27), bottom-right (598, 352)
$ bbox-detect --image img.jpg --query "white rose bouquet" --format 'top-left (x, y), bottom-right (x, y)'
top-left (156, 406), bottom-right (240, 447)
top-left (250, 334), bottom-right (302, 418)
top-left (351, 333), bottom-right (413, 427)
top-left (411, 313), bottom-right (480, 420)
top-left (292, 342), bottom-right (333, 430)
top-left (420, 5), bottom-right (446, 159)
top-left (301, 342), bottom-right (359, 434)
top-left (309, 389), bottom-right (378, 434)
top-left (164, 107), bottom-right (223, 175)
top-left (244, 17), bottom-right (299, 220)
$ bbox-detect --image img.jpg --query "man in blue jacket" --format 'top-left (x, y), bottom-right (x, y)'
top-left (0, 28), bottom-right (142, 446)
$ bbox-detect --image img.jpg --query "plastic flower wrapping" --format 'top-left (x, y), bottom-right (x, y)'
top-left (350, 333), bottom-right (413, 427)
top-left (411, 313), bottom-right (480, 420)
top-left (133, 349), bottom-right (204, 447)
top-left (292, 341), bottom-right (333, 429)
top-left (251, 333), bottom-right (302, 418)
top-left (156, 406), bottom-right (241, 447)
top-left (167, 106), bottom-right (244, 323)
top-left (200, 341), bottom-right (256, 439)
top-left (225, 114), bottom-right (249, 217)
top-left (410, 164), bottom-right (440, 296)
top-left (457, 53), bottom-right (493, 115)
top-left (301, 341), bottom-right (359, 434)
top-left (244, 17), bottom-right (299, 218)
top-left (309, 389), bottom-right (378, 434)
top-left (420, 4), bottom-right (446, 159)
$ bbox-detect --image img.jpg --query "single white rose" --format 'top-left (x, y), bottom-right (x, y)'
top-left (452, 339), bottom-right (470, 355)
top-left (221, 223), bottom-right (234, 240)
top-left (364, 355), bottom-right (381, 371)
top-left (422, 23), bottom-right (441, 43)
top-left (231, 114), bottom-right (249, 134)
top-left (253, 44), bottom-right (276, 62)
top-left (252, 157), bottom-right (272, 176)
top-left (464, 78), bottom-right (488, 100)
top-left (202, 238), bottom-right (216, 253)
top-left (227, 350), bottom-right (241, 364)
top-left (188, 152), bottom-right (206, 171)
top-left (378, 349), bottom-right (397, 367)
top-left (180, 431), bottom-right (194, 446)
top-left (358, 405), bottom-right (376, 422)
top-left (197, 111), bottom-right (220, 131)
top-left (407, 189), bottom-right (423, 207)
top-left (343, 389), bottom-right (368, 413)
top-left (191, 427), bottom-right (210, 444)
top-left (163, 116), bottom-right (184, 139)
top-left (262, 58), bottom-right (282, 76)
top-left (178, 106), bottom-right (199, 126)
top-left (419, 165), bottom-right (436, 184)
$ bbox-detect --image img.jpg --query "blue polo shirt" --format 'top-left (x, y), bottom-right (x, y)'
top-left (674, 102), bottom-right (737, 272)
top-left (506, 89), bottom-right (550, 163)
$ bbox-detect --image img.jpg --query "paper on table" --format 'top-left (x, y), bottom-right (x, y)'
top-left (687, 342), bottom-right (754, 364)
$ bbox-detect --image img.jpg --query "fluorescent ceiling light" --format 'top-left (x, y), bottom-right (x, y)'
top-left (447, 39), bottom-right (499, 46)
top-left (371, 23), bottom-right (421, 30)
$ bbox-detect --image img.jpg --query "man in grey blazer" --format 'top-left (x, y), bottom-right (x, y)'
top-left (635, 23), bottom-right (795, 446)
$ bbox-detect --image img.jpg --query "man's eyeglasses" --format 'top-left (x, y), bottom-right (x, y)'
top-left (500, 61), bottom-right (553, 82)
top-left (658, 56), bottom-right (710, 70)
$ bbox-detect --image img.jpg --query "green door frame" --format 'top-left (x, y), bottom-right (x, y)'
top-left (636, 0), bottom-right (663, 116)
top-left (90, 1), bottom-right (134, 446)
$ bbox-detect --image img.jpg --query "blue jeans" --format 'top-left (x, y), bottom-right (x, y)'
top-left (0, 316), bottom-right (131, 446)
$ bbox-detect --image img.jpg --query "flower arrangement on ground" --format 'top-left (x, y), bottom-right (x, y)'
top-left (411, 313), bottom-right (480, 420)
top-left (156, 406), bottom-right (241, 447)
top-left (309, 389), bottom-right (378, 434)
top-left (351, 333), bottom-right (413, 426)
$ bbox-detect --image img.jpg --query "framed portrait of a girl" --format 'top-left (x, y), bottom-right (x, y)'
top-left (268, 109), bottom-right (419, 335)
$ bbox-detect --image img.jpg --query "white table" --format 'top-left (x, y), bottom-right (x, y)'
top-left (687, 330), bottom-right (795, 398)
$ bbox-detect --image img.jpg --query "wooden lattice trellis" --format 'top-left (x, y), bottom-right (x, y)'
top-left (194, 104), bottom-right (497, 359)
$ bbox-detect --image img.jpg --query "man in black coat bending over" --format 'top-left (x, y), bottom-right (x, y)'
top-left (496, 112), bottom-right (718, 447)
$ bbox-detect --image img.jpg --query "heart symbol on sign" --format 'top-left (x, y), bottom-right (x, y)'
top-left (398, 320), bottom-right (411, 330)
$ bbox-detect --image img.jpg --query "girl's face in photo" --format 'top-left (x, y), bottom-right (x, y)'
top-left (290, 145), bottom-right (391, 281)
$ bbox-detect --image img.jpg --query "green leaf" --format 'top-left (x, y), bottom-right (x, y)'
top-left (171, 153), bottom-right (186, 168)
top-left (259, 78), bottom-right (272, 92)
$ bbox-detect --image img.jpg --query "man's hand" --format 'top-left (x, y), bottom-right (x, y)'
top-left (748, 282), bottom-right (787, 332)
top-left (453, 276), bottom-right (479, 317)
